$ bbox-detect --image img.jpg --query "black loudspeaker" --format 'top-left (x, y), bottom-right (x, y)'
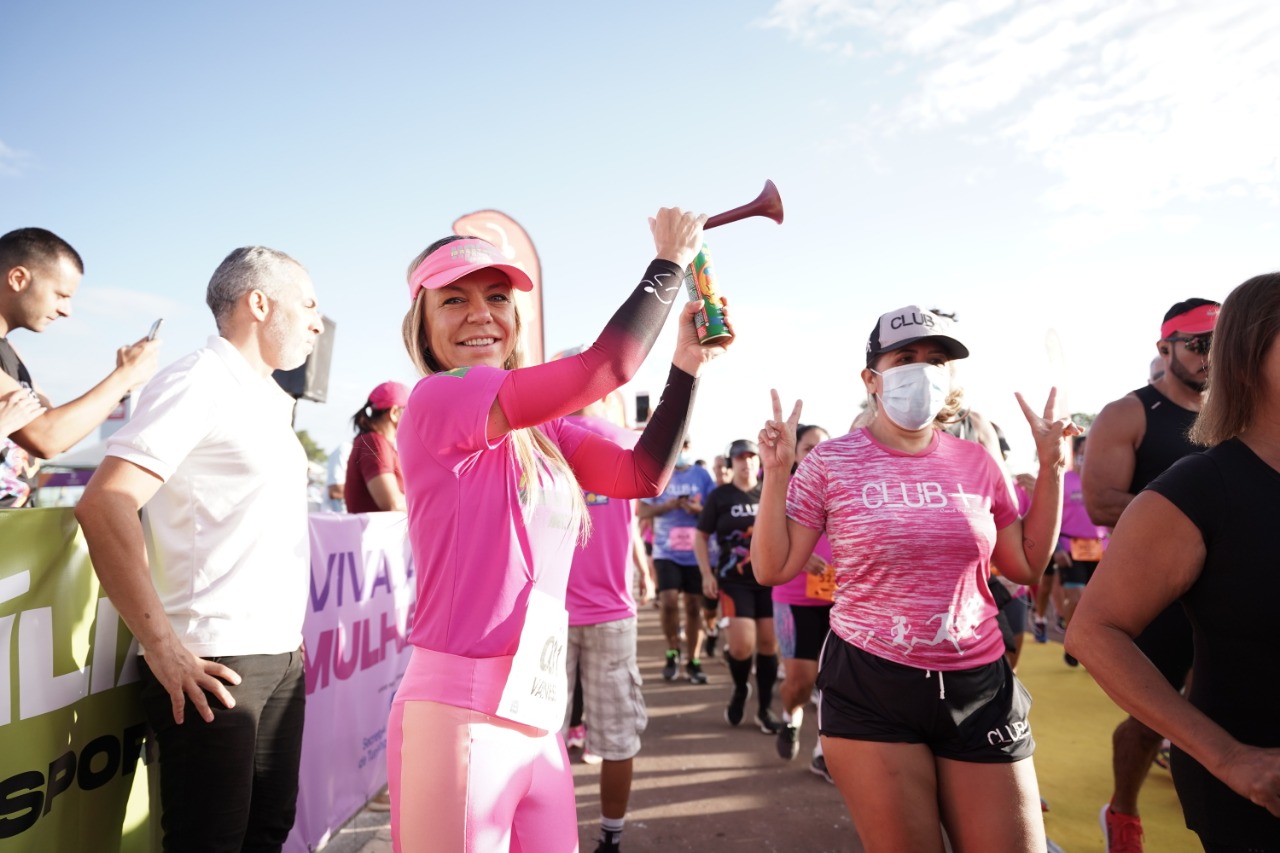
top-left (635, 392), bottom-right (651, 425)
top-left (274, 315), bottom-right (336, 402)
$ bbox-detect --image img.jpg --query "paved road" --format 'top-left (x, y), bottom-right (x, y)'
top-left (322, 605), bottom-right (863, 852)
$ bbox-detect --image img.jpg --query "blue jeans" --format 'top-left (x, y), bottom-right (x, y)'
top-left (138, 649), bottom-right (306, 852)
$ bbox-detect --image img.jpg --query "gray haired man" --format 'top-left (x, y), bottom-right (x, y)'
top-left (77, 247), bottom-right (322, 852)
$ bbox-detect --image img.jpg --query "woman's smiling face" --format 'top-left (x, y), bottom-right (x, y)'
top-left (421, 268), bottom-right (517, 371)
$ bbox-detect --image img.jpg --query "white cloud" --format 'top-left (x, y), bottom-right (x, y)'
top-left (758, 0), bottom-right (1280, 235)
top-left (0, 140), bottom-right (29, 177)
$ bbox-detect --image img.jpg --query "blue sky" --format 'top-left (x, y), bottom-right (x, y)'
top-left (4, 1), bottom-right (1279, 470)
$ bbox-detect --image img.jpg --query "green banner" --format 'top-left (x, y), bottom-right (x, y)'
top-left (0, 507), bottom-right (154, 852)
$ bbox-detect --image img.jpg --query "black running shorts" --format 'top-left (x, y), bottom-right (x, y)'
top-left (719, 582), bottom-right (774, 620)
top-left (1060, 560), bottom-right (1099, 588)
top-left (655, 559), bottom-right (701, 594)
top-left (817, 634), bottom-right (1035, 763)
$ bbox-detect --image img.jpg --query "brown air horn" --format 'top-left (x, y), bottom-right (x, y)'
top-left (704, 180), bottom-right (785, 229)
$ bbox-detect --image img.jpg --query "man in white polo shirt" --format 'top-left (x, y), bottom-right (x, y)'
top-left (76, 246), bottom-right (322, 852)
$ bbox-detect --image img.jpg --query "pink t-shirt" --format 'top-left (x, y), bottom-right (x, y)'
top-left (398, 366), bottom-right (587, 660)
top-left (786, 428), bottom-right (1018, 670)
top-left (565, 415), bottom-right (638, 626)
top-left (1059, 469), bottom-right (1109, 551)
top-left (772, 533), bottom-right (834, 607)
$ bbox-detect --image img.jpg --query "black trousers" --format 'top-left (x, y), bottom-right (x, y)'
top-left (138, 649), bottom-right (306, 853)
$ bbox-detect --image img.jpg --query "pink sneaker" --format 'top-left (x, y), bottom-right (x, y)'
top-left (566, 724), bottom-right (587, 751)
top-left (1100, 804), bottom-right (1144, 852)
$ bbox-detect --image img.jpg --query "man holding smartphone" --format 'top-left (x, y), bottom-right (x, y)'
top-left (77, 246), bottom-right (323, 852)
top-left (0, 228), bottom-right (159, 505)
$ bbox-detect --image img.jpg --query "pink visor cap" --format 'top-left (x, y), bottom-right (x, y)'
top-left (1160, 300), bottom-right (1219, 339)
top-left (408, 238), bottom-right (534, 301)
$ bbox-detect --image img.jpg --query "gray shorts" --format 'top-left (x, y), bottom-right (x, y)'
top-left (563, 617), bottom-right (648, 761)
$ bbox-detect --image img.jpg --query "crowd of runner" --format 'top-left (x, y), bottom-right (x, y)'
top-left (4, 218), bottom-right (1277, 852)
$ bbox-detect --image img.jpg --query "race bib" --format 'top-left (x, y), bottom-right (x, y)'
top-left (497, 588), bottom-right (569, 730)
top-left (666, 526), bottom-right (695, 551)
top-left (805, 565), bottom-right (836, 602)
top-left (1069, 537), bottom-right (1103, 562)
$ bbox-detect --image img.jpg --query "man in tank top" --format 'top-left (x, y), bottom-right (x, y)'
top-left (1081, 297), bottom-right (1219, 853)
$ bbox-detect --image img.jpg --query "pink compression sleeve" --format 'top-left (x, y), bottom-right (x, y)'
top-left (562, 365), bottom-right (697, 499)
top-left (496, 260), bottom-right (684, 429)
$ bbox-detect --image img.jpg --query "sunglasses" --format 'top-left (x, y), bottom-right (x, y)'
top-left (1166, 333), bottom-right (1212, 355)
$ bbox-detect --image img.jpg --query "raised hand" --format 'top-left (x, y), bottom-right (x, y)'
top-left (1015, 387), bottom-right (1082, 472)
top-left (117, 336), bottom-right (160, 393)
top-left (649, 207), bottom-right (707, 270)
top-left (758, 389), bottom-right (802, 474)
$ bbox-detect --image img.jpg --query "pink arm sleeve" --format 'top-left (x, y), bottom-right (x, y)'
top-left (563, 365), bottom-right (698, 499)
top-left (496, 259), bottom-right (684, 430)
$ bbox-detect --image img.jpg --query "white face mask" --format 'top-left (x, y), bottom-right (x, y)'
top-left (871, 362), bottom-right (950, 430)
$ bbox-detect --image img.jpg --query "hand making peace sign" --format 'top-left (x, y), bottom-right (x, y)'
top-left (758, 388), bottom-right (803, 475)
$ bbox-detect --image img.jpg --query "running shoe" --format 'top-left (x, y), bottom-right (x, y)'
top-left (686, 661), bottom-right (708, 685)
top-left (582, 749), bottom-right (603, 766)
top-left (755, 708), bottom-right (783, 735)
top-left (809, 753), bottom-right (834, 784)
top-left (593, 830), bottom-right (622, 853)
top-left (662, 649), bottom-right (679, 681)
top-left (565, 724), bottom-right (587, 751)
top-left (1032, 617), bottom-right (1048, 643)
top-left (702, 630), bottom-right (718, 659)
top-left (724, 683), bottom-right (752, 726)
top-left (776, 724), bottom-right (800, 760)
top-left (1064, 652), bottom-right (1080, 668)
top-left (1100, 803), bottom-right (1144, 853)
top-left (366, 789), bottom-right (392, 812)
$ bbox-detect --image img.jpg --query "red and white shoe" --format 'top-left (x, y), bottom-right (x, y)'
top-left (1100, 803), bottom-right (1144, 853)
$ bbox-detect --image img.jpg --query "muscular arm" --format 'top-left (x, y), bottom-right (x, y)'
top-left (3, 338), bottom-right (158, 459)
top-left (76, 457), bottom-right (240, 724)
top-left (1081, 395), bottom-right (1143, 526)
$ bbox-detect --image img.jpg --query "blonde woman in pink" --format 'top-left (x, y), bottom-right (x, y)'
top-left (388, 208), bottom-right (731, 852)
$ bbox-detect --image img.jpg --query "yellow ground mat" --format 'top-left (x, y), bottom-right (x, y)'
top-left (1018, 640), bottom-right (1200, 851)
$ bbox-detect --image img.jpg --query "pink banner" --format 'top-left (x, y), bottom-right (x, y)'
top-left (285, 513), bottom-right (415, 853)
top-left (453, 210), bottom-right (545, 366)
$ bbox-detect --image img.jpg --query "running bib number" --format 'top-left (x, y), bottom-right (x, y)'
top-left (666, 526), bottom-right (695, 551)
top-left (805, 565), bottom-right (836, 602)
top-left (498, 588), bottom-right (569, 730)
top-left (1069, 537), bottom-right (1103, 561)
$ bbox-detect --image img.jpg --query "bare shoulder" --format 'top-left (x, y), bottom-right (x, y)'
top-left (1089, 392), bottom-right (1145, 447)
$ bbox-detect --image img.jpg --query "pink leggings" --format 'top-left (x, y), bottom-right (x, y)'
top-left (388, 652), bottom-right (579, 852)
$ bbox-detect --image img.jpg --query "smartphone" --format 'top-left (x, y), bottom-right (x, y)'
top-left (147, 318), bottom-right (164, 341)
